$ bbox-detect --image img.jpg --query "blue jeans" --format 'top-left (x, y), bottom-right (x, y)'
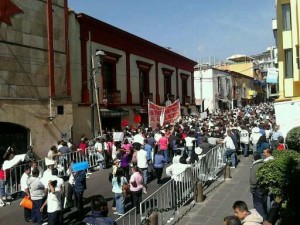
top-left (0, 180), bottom-right (5, 197)
top-left (141, 168), bottom-right (148, 185)
top-left (252, 188), bottom-right (266, 220)
top-left (115, 193), bottom-right (124, 214)
top-left (32, 199), bottom-right (43, 225)
top-left (223, 149), bottom-right (236, 167)
top-left (186, 146), bottom-right (193, 157)
top-left (162, 149), bottom-right (169, 162)
top-left (241, 143), bottom-right (249, 156)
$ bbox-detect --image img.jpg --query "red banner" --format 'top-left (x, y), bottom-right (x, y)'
top-left (148, 99), bottom-right (181, 128)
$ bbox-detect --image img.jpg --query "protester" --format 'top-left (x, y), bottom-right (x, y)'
top-left (27, 168), bottom-right (45, 225)
top-left (250, 152), bottom-right (265, 219)
top-left (218, 130), bottom-right (237, 168)
top-left (153, 150), bottom-right (166, 185)
top-left (3, 146), bottom-right (16, 160)
top-left (40, 180), bottom-right (62, 225)
top-left (21, 164), bottom-right (32, 222)
top-left (74, 169), bottom-right (87, 219)
top-left (83, 195), bottom-right (117, 225)
top-left (232, 200), bottom-right (263, 225)
top-left (158, 132), bottom-right (169, 163)
top-left (240, 125), bottom-right (250, 157)
top-left (111, 168), bottom-right (127, 216)
top-left (0, 164), bottom-right (10, 207)
top-left (223, 215), bottom-right (242, 225)
top-left (129, 166), bottom-right (144, 214)
top-left (136, 142), bottom-right (148, 193)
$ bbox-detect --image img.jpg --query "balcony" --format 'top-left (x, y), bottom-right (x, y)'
top-left (103, 89), bottom-right (121, 105)
top-left (142, 93), bottom-right (153, 106)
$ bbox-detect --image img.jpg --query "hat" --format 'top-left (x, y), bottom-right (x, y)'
top-left (195, 147), bottom-right (203, 155)
top-left (253, 127), bottom-right (260, 133)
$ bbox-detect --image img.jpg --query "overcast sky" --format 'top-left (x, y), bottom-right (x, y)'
top-left (68, 0), bottom-right (276, 63)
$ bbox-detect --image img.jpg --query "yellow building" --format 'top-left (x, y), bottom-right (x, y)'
top-left (276, 0), bottom-right (300, 99)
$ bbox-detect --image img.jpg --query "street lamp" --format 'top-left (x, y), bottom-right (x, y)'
top-left (90, 49), bottom-right (106, 138)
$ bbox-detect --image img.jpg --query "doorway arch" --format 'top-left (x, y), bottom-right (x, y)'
top-left (0, 122), bottom-right (29, 158)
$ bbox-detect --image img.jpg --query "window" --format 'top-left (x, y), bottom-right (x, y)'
top-left (282, 4), bottom-right (291, 31)
top-left (102, 62), bottom-right (115, 91)
top-left (284, 49), bottom-right (293, 78)
top-left (180, 73), bottom-right (189, 104)
top-left (136, 61), bottom-right (152, 105)
top-left (139, 70), bottom-right (149, 105)
top-left (162, 68), bottom-right (174, 101)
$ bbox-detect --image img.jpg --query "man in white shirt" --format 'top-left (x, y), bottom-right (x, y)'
top-left (50, 168), bottom-right (65, 195)
top-left (250, 127), bottom-right (262, 153)
top-left (20, 165), bottom-right (32, 222)
top-left (240, 125), bottom-right (250, 157)
top-left (218, 130), bottom-right (237, 168)
top-left (185, 131), bottom-right (196, 157)
top-left (136, 144), bottom-right (148, 193)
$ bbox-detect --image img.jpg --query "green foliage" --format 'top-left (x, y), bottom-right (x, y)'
top-left (286, 126), bottom-right (300, 152)
top-left (257, 150), bottom-right (300, 225)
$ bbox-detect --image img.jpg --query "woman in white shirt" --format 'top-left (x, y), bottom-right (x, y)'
top-left (111, 167), bottom-right (127, 216)
top-left (40, 180), bottom-right (61, 225)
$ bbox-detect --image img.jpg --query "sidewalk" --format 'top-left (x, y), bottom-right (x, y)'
top-left (177, 156), bottom-right (253, 225)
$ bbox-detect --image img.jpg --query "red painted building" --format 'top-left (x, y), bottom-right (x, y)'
top-left (69, 12), bottom-right (197, 139)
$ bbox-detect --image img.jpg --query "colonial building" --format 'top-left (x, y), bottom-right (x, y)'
top-left (69, 13), bottom-right (197, 141)
top-left (0, 0), bottom-right (72, 157)
top-left (0, 0), bottom-right (197, 157)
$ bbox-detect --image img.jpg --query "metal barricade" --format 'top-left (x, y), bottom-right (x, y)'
top-left (115, 206), bottom-right (138, 225)
top-left (139, 144), bottom-right (225, 225)
top-left (5, 146), bottom-right (100, 195)
top-left (139, 179), bottom-right (175, 225)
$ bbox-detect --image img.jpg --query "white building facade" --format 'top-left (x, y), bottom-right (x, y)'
top-left (194, 68), bottom-right (234, 112)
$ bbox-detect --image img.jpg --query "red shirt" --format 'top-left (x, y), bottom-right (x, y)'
top-left (78, 142), bottom-right (88, 154)
top-left (158, 137), bottom-right (168, 150)
top-left (277, 144), bottom-right (286, 150)
top-left (0, 169), bottom-right (5, 180)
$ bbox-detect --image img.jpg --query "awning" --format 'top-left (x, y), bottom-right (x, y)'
top-left (100, 108), bottom-right (129, 117)
top-left (134, 108), bottom-right (148, 114)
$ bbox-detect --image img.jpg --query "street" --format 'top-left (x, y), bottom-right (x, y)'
top-left (0, 167), bottom-right (165, 225)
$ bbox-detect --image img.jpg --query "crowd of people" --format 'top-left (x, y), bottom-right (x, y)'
top-left (0, 103), bottom-right (288, 225)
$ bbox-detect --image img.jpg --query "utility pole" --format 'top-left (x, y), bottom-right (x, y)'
top-left (89, 32), bottom-right (95, 138)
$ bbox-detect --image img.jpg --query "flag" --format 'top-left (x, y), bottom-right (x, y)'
top-left (148, 99), bottom-right (180, 128)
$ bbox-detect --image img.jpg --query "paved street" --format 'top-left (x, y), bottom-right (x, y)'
top-left (177, 156), bottom-right (253, 225)
top-left (0, 156), bottom-right (253, 225)
top-left (0, 167), bottom-right (165, 225)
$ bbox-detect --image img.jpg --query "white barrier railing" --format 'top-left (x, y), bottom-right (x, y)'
top-left (5, 147), bottom-right (99, 195)
top-left (5, 144), bottom-right (225, 224)
top-left (117, 144), bottom-right (225, 225)
top-left (115, 206), bottom-right (138, 225)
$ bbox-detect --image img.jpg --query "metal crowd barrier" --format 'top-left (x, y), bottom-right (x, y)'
top-left (5, 147), bottom-right (99, 195)
top-left (115, 206), bottom-right (138, 225)
top-left (116, 144), bottom-right (225, 225)
top-left (192, 144), bottom-right (225, 182)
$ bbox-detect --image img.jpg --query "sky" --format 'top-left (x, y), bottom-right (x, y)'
top-left (68, 0), bottom-right (276, 63)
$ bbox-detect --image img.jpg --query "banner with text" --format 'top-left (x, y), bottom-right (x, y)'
top-left (148, 99), bottom-right (181, 128)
